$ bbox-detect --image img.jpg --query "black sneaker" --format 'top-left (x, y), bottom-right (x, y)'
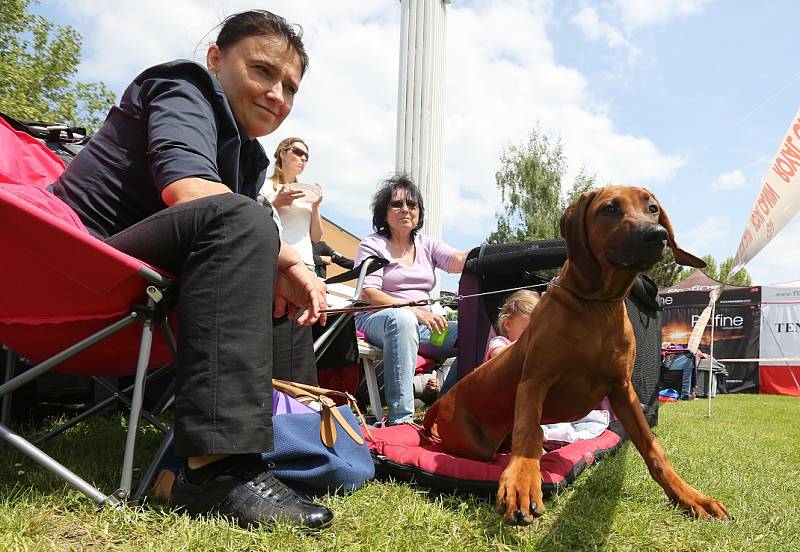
top-left (170, 455), bottom-right (333, 530)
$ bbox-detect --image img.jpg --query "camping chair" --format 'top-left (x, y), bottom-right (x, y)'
top-left (0, 116), bottom-right (177, 507)
top-left (313, 257), bottom-right (388, 417)
top-left (317, 261), bottom-right (453, 423)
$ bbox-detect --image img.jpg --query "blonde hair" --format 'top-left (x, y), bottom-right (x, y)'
top-left (496, 290), bottom-right (540, 337)
top-left (270, 136), bottom-right (308, 184)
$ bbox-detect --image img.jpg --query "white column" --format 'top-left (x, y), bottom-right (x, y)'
top-left (396, 0), bottom-right (448, 243)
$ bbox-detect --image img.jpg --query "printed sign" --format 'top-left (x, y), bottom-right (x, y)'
top-left (733, 109), bottom-right (800, 269)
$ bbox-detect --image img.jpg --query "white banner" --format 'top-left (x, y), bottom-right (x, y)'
top-left (759, 285), bottom-right (800, 364)
top-left (733, 109), bottom-right (800, 269)
top-left (687, 287), bottom-right (722, 354)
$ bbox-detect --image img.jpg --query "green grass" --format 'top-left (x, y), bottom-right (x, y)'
top-left (1, 394), bottom-right (799, 551)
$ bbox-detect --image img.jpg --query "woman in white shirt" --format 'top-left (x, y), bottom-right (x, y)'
top-left (258, 137), bottom-right (323, 270)
top-left (258, 137), bottom-right (323, 387)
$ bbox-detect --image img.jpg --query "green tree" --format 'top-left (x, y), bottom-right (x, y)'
top-left (708, 255), bottom-right (752, 286)
top-left (646, 252), bottom-right (752, 288)
top-left (487, 125), bottom-right (596, 244)
top-left (0, 0), bottom-right (115, 131)
top-left (646, 250), bottom-right (691, 289)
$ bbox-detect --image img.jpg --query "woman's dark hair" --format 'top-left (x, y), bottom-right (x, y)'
top-left (371, 174), bottom-right (425, 239)
top-left (216, 10), bottom-right (309, 76)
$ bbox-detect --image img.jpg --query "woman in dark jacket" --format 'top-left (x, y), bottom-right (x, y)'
top-left (50, 10), bottom-right (331, 530)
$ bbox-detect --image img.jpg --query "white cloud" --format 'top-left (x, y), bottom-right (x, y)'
top-left (743, 217), bottom-right (800, 285)
top-left (712, 169), bottom-right (747, 192)
top-left (680, 215), bottom-right (730, 258)
top-left (571, 5), bottom-right (642, 60)
top-left (614, 0), bottom-right (714, 29)
top-left (49, 0), bottom-right (686, 247)
top-left (441, 2), bottom-right (683, 240)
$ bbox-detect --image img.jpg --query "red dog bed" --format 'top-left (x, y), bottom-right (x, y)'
top-left (365, 422), bottom-right (624, 498)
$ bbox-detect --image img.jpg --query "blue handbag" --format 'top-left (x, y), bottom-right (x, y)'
top-left (154, 384), bottom-right (374, 497)
top-left (268, 380), bottom-right (374, 495)
top-left (262, 403), bottom-right (374, 495)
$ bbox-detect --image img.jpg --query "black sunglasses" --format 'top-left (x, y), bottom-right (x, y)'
top-left (389, 198), bottom-right (418, 210)
top-left (287, 145), bottom-right (309, 162)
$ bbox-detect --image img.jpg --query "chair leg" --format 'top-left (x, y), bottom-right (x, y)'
top-left (363, 358), bottom-right (383, 422)
top-left (91, 377), bottom-right (169, 433)
top-left (118, 302), bottom-right (156, 498)
top-left (0, 348), bottom-right (15, 451)
top-left (31, 367), bottom-right (173, 446)
top-left (0, 315), bottom-right (138, 505)
top-left (131, 428), bottom-right (174, 505)
top-left (0, 422), bottom-right (120, 506)
top-left (0, 314), bottom-right (138, 398)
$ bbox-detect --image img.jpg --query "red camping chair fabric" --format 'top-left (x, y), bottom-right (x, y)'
top-left (0, 115), bottom-right (177, 505)
top-left (0, 117), bottom-right (175, 375)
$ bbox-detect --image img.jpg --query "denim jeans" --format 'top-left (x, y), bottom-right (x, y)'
top-left (356, 309), bottom-right (458, 423)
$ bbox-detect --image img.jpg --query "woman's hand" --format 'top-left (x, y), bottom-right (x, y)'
top-left (274, 262), bottom-right (328, 326)
top-left (412, 307), bottom-right (448, 334)
top-left (272, 185), bottom-right (305, 208)
top-left (311, 182), bottom-right (323, 209)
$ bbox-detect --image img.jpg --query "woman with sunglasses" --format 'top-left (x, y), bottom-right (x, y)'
top-left (257, 137), bottom-right (324, 391)
top-left (258, 137), bottom-right (323, 272)
top-left (354, 174), bottom-right (467, 425)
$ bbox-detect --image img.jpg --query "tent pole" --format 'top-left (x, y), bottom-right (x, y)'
top-left (707, 296), bottom-right (717, 418)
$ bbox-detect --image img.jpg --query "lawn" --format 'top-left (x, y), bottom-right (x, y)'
top-left (0, 393), bottom-right (798, 551)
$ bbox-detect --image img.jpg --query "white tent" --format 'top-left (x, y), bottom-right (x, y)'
top-left (759, 282), bottom-right (800, 396)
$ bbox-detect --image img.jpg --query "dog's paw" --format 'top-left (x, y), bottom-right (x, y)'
top-left (676, 487), bottom-right (732, 520)
top-left (496, 470), bottom-right (545, 526)
top-left (679, 491), bottom-right (730, 520)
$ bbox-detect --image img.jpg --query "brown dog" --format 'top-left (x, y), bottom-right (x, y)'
top-left (423, 186), bottom-right (729, 525)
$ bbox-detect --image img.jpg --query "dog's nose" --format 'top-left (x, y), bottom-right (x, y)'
top-left (641, 224), bottom-right (668, 244)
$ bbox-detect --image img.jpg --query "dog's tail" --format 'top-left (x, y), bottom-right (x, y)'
top-left (422, 400), bottom-right (439, 436)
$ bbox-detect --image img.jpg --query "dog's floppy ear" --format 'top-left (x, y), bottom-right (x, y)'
top-left (653, 194), bottom-right (706, 268)
top-left (560, 190), bottom-right (601, 279)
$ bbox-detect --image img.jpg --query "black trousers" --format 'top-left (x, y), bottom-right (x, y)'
top-left (105, 193), bottom-right (313, 456)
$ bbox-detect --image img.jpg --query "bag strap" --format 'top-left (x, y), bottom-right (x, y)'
top-left (272, 379), bottom-right (368, 446)
top-left (273, 379), bottom-right (373, 439)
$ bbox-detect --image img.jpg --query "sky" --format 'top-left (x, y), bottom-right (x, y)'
top-left (34, 0), bottom-right (800, 291)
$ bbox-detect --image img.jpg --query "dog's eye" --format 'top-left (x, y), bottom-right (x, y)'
top-left (601, 203), bottom-right (618, 214)
top-left (648, 204), bottom-right (659, 214)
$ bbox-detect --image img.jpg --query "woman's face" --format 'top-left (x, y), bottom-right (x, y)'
top-left (207, 35), bottom-right (302, 139)
top-left (385, 188), bottom-right (419, 237)
top-left (278, 141), bottom-right (309, 177)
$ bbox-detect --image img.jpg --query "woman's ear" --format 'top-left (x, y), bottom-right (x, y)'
top-left (206, 43), bottom-right (221, 75)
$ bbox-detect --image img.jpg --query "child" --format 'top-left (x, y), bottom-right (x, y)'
top-left (484, 289), bottom-right (610, 446)
top-left (485, 290), bottom-right (540, 362)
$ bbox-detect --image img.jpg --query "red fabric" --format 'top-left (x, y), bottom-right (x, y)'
top-left (0, 117), bottom-right (175, 376)
top-left (759, 365), bottom-right (800, 396)
top-left (317, 363), bottom-right (361, 405)
top-left (0, 119), bottom-right (66, 189)
top-left (415, 356), bottom-right (436, 374)
top-left (365, 424), bottom-right (621, 486)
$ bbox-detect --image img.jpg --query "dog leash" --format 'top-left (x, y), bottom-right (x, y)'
top-left (320, 280), bottom-right (556, 315)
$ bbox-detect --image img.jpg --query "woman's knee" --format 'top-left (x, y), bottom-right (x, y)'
top-left (215, 194), bottom-right (274, 235)
top-left (382, 309), bottom-right (419, 340)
